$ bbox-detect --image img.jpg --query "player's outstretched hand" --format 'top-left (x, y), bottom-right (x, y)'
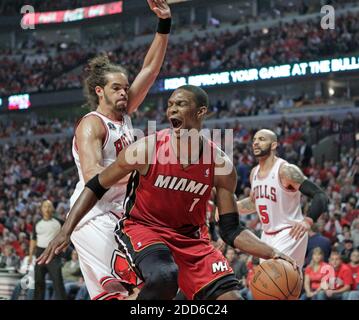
top-left (36, 230), bottom-right (70, 265)
top-left (289, 219), bottom-right (311, 240)
top-left (147, 0), bottom-right (171, 19)
top-left (272, 249), bottom-right (298, 271)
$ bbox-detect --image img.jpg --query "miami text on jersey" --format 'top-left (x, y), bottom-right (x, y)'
top-left (154, 174), bottom-right (209, 195)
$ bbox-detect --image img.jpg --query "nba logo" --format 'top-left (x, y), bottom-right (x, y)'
top-left (205, 168), bottom-right (210, 177)
top-left (108, 122), bottom-right (116, 130)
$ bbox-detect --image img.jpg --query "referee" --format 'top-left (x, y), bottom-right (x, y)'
top-left (30, 200), bottom-right (67, 300)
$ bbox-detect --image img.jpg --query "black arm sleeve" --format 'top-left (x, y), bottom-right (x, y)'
top-left (299, 179), bottom-right (328, 222)
top-left (218, 212), bottom-right (247, 247)
top-left (85, 174), bottom-right (109, 200)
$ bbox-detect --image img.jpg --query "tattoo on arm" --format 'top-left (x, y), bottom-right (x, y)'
top-left (280, 164), bottom-right (306, 189)
top-left (238, 197), bottom-right (256, 214)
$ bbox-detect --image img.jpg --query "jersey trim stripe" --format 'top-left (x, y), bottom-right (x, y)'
top-left (255, 158), bottom-right (280, 180)
top-left (192, 272), bottom-right (236, 300)
top-left (123, 171), bottom-right (140, 217)
top-left (92, 291), bottom-right (127, 300)
top-left (263, 225), bottom-right (292, 235)
top-left (96, 110), bottom-right (124, 125)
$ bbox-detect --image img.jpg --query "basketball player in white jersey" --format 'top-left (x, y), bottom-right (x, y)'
top-left (237, 129), bottom-right (328, 268)
top-left (68, 0), bottom-right (172, 300)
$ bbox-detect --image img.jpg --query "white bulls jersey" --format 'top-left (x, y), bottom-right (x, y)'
top-left (251, 157), bottom-right (303, 233)
top-left (70, 111), bottom-right (134, 227)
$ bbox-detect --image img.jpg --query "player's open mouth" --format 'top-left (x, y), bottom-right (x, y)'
top-left (170, 118), bottom-right (183, 129)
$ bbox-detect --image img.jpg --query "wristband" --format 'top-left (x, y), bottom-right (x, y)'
top-left (157, 18), bottom-right (171, 34)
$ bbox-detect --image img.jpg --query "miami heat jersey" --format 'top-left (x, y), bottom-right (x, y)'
top-left (126, 129), bottom-right (215, 232)
top-left (70, 111), bottom-right (134, 227)
top-left (251, 157), bottom-right (303, 233)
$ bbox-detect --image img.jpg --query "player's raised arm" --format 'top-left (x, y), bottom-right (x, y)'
top-left (127, 0), bottom-right (171, 114)
top-left (37, 136), bottom-right (155, 265)
top-left (75, 116), bottom-right (107, 182)
top-left (214, 151), bottom-right (296, 266)
top-left (279, 163), bottom-right (328, 240)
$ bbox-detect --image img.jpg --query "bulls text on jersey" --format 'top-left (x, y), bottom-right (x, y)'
top-left (253, 185), bottom-right (277, 202)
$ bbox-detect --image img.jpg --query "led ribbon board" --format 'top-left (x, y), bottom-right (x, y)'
top-left (22, 1), bottom-right (123, 25)
top-left (163, 56), bottom-right (359, 90)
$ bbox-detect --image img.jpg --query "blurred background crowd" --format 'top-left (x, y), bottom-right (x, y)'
top-left (0, 0), bottom-right (358, 300)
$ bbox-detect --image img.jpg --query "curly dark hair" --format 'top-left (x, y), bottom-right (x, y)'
top-left (83, 54), bottom-right (128, 109)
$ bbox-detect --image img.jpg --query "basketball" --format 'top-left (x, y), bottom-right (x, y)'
top-left (249, 259), bottom-right (303, 300)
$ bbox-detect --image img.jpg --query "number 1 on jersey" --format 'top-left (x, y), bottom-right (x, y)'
top-left (258, 205), bottom-right (270, 224)
top-left (189, 198), bottom-right (200, 212)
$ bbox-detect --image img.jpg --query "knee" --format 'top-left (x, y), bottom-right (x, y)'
top-left (147, 263), bottom-right (178, 292)
top-left (142, 263), bottom-right (179, 299)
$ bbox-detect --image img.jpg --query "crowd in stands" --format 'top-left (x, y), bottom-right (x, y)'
top-left (257, 0), bottom-right (358, 20)
top-left (0, 40), bottom-right (98, 96)
top-left (0, 136), bottom-right (82, 299)
top-left (0, 89), bottom-right (338, 139)
top-left (131, 92), bottom-right (338, 127)
top-left (160, 12), bottom-right (359, 77)
top-left (0, 118), bottom-right (74, 139)
top-left (2, 4), bottom-right (359, 96)
top-left (0, 111), bottom-right (357, 299)
top-left (0, 138), bottom-right (75, 258)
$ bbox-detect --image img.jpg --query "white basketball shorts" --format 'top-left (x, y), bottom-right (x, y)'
top-left (260, 227), bottom-right (308, 268)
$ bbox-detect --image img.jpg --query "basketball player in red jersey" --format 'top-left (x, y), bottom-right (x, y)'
top-left (38, 85), bottom-right (296, 300)
top-left (63, 0), bottom-right (172, 299)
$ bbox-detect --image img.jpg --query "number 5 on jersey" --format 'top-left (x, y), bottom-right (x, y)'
top-left (258, 205), bottom-right (270, 224)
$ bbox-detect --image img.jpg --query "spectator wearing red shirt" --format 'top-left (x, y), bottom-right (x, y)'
top-left (316, 251), bottom-right (353, 300)
top-left (347, 249), bottom-right (359, 300)
top-left (344, 202), bottom-right (359, 225)
top-left (301, 248), bottom-right (330, 300)
top-left (239, 257), bottom-right (260, 300)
